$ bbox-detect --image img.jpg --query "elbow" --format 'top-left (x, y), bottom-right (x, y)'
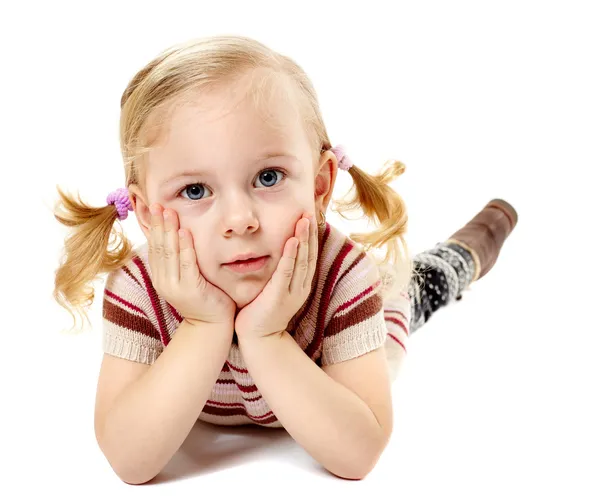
top-left (96, 435), bottom-right (160, 485)
top-left (325, 449), bottom-right (382, 481)
top-left (328, 429), bottom-right (391, 480)
top-left (330, 456), bottom-right (382, 481)
top-left (115, 467), bottom-right (159, 486)
top-left (328, 463), bottom-right (374, 481)
top-left (108, 454), bottom-right (162, 485)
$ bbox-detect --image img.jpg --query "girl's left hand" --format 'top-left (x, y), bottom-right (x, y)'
top-left (235, 212), bottom-right (318, 342)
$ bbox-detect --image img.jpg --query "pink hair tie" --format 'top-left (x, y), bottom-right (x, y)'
top-left (331, 144), bottom-right (353, 171)
top-left (107, 187), bottom-right (133, 221)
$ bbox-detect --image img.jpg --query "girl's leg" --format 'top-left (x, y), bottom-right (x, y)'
top-left (407, 241), bottom-right (477, 334)
top-left (408, 198), bottom-right (518, 335)
top-left (384, 242), bottom-right (476, 380)
top-left (385, 199), bottom-right (518, 381)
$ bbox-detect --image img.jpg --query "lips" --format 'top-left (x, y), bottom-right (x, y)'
top-left (223, 255), bottom-right (269, 274)
top-left (223, 253), bottom-right (266, 265)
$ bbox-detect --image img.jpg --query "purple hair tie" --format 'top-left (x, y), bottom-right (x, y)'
top-left (106, 187), bottom-right (133, 221)
top-left (331, 145), bottom-right (353, 171)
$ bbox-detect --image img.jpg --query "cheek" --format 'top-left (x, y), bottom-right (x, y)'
top-left (266, 207), bottom-right (313, 261)
top-left (184, 228), bottom-right (213, 274)
top-left (194, 247), bottom-right (212, 271)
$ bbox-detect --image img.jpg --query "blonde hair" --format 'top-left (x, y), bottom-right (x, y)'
top-left (53, 34), bottom-right (420, 333)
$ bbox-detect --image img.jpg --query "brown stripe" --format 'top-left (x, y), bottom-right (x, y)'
top-left (132, 256), bottom-right (171, 346)
top-left (215, 378), bottom-right (236, 385)
top-left (123, 266), bottom-right (142, 289)
top-left (306, 239), bottom-right (354, 359)
top-left (102, 298), bottom-right (161, 341)
top-left (325, 292), bottom-right (383, 339)
top-left (202, 404), bottom-right (278, 424)
top-left (338, 250), bottom-right (366, 284)
top-left (206, 400), bottom-right (245, 408)
top-left (105, 289), bottom-right (145, 316)
top-left (202, 405), bottom-right (247, 417)
top-left (289, 223), bottom-right (331, 330)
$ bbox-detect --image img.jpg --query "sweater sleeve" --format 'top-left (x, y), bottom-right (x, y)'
top-left (321, 252), bottom-right (388, 366)
top-left (101, 260), bottom-right (164, 365)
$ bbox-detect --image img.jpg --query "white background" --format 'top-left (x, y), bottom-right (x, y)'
top-left (2, 0), bottom-right (599, 497)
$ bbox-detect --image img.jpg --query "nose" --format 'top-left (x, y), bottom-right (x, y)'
top-left (221, 195), bottom-right (259, 236)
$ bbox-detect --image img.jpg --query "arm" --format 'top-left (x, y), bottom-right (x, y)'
top-left (95, 319), bottom-right (233, 485)
top-left (238, 331), bottom-right (390, 480)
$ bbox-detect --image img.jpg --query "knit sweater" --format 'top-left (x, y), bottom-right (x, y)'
top-left (102, 222), bottom-right (411, 428)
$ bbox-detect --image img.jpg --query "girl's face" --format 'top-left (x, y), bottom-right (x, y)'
top-left (138, 73), bottom-right (325, 309)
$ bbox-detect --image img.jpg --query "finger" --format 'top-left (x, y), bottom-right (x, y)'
top-left (290, 217), bottom-right (310, 293)
top-left (163, 209), bottom-right (180, 284)
top-left (273, 236), bottom-right (299, 292)
top-left (304, 214), bottom-right (318, 289)
top-left (149, 204), bottom-right (165, 283)
top-left (179, 227), bottom-right (201, 288)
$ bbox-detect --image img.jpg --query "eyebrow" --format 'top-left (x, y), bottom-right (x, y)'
top-left (160, 152), bottom-right (300, 187)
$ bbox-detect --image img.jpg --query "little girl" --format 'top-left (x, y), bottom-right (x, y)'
top-left (52, 35), bottom-right (518, 483)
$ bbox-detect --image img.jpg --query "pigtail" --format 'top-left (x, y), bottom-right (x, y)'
top-left (331, 159), bottom-right (424, 294)
top-left (52, 186), bottom-right (136, 334)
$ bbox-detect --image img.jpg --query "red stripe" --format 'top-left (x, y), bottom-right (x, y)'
top-left (387, 332), bottom-right (407, 353)
top-left (292, 224), bottom-right (331, 328)
top-left (205, 394), bottom-right (264, 407)
top-left (384, 308), bottom-right (409, 323)
top-left (334, 279), bottom-right (382, 315)
top-left (235, 383), bottom-right (259, 394)
top-left (338, 251), bottom-right (366, 284)
top-left (213, 376), bottom-right (258, 394)
top-left (385, 316), bottom-right (409, 335)
top-left (132, 256), bottom-right (170, 346)
top-left (168, 303), bottom-right (183, 322)
top-left (105, 289), bottom-right (146, 317)
top-left (307, 238), bottom-right (354, 359)
top-left (226, 361), bottom-right (249, 374)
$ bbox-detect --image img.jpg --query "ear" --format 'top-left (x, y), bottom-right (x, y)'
top-left (127, 184), bottom-right (153, 241)
top-left (314, 149), bottom-right (338, 214)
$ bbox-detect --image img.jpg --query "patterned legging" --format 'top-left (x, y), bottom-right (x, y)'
top-left (385, 240), bottom-right (477, 381)
top-left (408, 240), bottom-right (478, 334)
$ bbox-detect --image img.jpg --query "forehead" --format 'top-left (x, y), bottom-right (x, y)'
top-left (146, 71), bottom-right (309, 173)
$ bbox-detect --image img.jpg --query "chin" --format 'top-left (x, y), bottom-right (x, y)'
top-left (228, 281), bottom-right (263, 309)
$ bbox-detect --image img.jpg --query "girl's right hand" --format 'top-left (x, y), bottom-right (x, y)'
top-left (148, 204), bottom-right (236, 326)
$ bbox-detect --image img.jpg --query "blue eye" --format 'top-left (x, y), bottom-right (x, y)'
top-left (254, 169), bottom-right (285, 188)
top-left (177, 168), bottom-right (286, 202)
top-left (180, 183), bottom-right (210, 201)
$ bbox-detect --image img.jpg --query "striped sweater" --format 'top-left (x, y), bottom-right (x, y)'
top-left (102, 222), bottom-right (411, 428)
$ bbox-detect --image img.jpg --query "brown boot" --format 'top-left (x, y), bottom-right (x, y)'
top-left (446, 199), bottom-right (518, 284)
